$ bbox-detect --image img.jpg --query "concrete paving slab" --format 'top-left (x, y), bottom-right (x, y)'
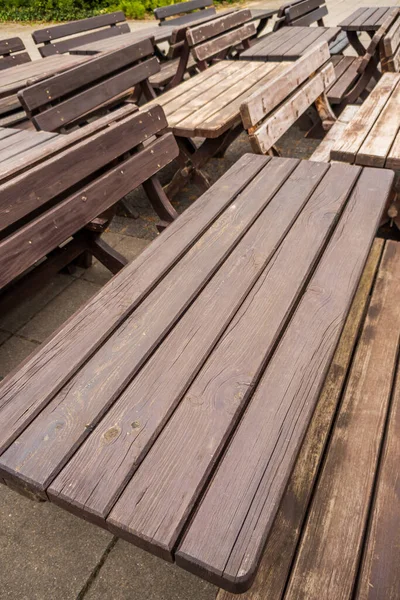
top-left (0, 274), bottom-right (74, 335)
top-left (18, 278), bottom-right (101, 343)
top-left (0, 484), bottom-right (113, 600)
top-left (0, 335), bottom-right (39, 380)
top-left (85, 540), bottom-right (217, 600)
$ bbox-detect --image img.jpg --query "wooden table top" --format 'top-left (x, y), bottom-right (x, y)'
top-left (0, 155), bottom-right (393, 592)
top-left (330, 73), bottom-right (400, 169)
top-left (151, 59), bottom-right (293, 138)
top-left (0, 127), bottom-right (58, 166)
top-left (0, 54), bottom-right (89, 99)
top-left (240, 26), bottom-right (341, 61)
top-left (339, 6), bottom-right (395, 31)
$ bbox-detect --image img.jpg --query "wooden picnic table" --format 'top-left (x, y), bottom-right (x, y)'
top-left (339, 6), bottom-right (395, 55)
top-left (239, 25), bottom-right (340, 61)
top-left (0, 127), bottom-right (59, 165)
top-left (70, 8), bottom-right (277, 56)
top-left (0, 53), bottom-right (88, 99)
top-left (330, 72), bottom-right (400, 169)
top-left (0, 155), bottom-right (393, 593)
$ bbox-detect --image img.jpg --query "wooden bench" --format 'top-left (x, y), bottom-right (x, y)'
top-left (215, 236), bottom-right (400, 599)
top-left (151, 41), bottom-right (335, 197)
top-left (0, 37), bottom-right (31, 70)
top-left (327, 9), bottom-right (400, 107)
top-left (0, 156), bottom-right (393, 593)
top-left (150, 9), bottom-right (255, 91)
top-left (273, 0), bottom-right (349, 54)
top-left (380, 9), bottom-right (400, 71)
top-left (32, 12), bottom-right (130, 57)
top-left (0, 105), bottom-right (178, 308)
top-left (154, 0), bottom-right (216, 28)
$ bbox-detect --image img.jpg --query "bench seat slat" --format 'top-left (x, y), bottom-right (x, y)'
top-left (106, 163), bottom-right (363, 561)
top-left (175, 166), bottom-right (394, 592)
top-left (38, 24), bottom-right (130, 57)
top-left (285, 239), bottom-right (400, 600)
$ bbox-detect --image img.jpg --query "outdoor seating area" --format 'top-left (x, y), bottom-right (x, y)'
top-left (1, 1), bottom-right (400, 599)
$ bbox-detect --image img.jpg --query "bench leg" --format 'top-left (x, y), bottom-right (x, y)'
top-left (314, 93), bottom-right (336, 131)
top-left (143, 175), bottom-right (179, 223)
top-left (346, 30), bottom-right (366, 56)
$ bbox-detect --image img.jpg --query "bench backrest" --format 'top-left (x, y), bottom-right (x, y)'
top-left (0, 106), bottom-right (178, 291)
top-left (32, 12), bottom-right (130, 58)
top-left (186, 9), bottom-right (255, 64)
top-left (240, 42), bottom-right (334, 153)
top-left (18, 39), bottom-right (159, 133)
top-left (379, 9), bottom-right (400, 71)
top-left (154, 0), bottom-right (216, 27)
top-left (274, 0), bottom-right (328, 30)
top-left (0, 37), bottom-right (31, 70)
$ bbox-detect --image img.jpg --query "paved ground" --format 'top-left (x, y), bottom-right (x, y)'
top-left (1, 0), bottom-right (400, 598)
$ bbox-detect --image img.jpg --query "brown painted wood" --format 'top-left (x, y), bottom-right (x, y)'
top-left (38, 24), bottom-right (131, 58)
top-left (0, 106), bottom-right (166, 232)
top-left (187, 9), bottom-right (251, 45)
top-left (107, 163), bottom-right (362, 561)
top-left (176, 166), bottom-right (393, 593)
top-left (46, 160), bottom-right (329, 521)
top-left (216, 238), bottom-right (384, 600)
top-left (3, 157), bottom-right (296, 500)
top-left (339, 7), bottom-right (395, 31)
top-left (285, 239), bottom-right (400, 600)
top-left (155, 0), bottom-right (212, 20)
top-left (356, 244), bottom-right (400, 600)
top-left (191, 22), bottom-right (256, 62)
top-left (0, 154), bottom-right (268, 456)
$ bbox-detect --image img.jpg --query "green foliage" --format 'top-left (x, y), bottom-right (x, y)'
top-left (0, 0), bottom-right (239, 22)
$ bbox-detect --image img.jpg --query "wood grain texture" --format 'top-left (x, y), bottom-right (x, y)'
top-left (155, 0), bottom-right (212, 20)
top-left (107, 163), bottom-right (362, 562)
top-left (176, 167), bottom-right (393, 593)
top-left (216, 238), bottom-right (384, 600)
top-left (187, 9), bottom-right (251, 45)
top-left (356, 246), bottom-right (400, 600)
top-left (331, 73), bottom-right (399, 163)
top-left (310, 104), bottom-right (359, 161)
top-left (0, 154), bottom-right (268, 456)
top-left (285, 238), bottom-right (400, 600)
top-left (1, 157), bottom-right (296, 499)
top-left (191, 22), bottom-right (256, 62)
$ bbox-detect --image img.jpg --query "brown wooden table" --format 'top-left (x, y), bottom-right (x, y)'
top-left (239, 25), bottom-right (340, 61)
top-left (0, 155), bottom-right (393, 593)
top-left (339, 6), bottom-right (395, 55)
top-left (0, 54), bottom-right (89, 99)
top-left (0, 127), bottom-right (59, 165)
top-left (330, 73), bottom-right (400, 169)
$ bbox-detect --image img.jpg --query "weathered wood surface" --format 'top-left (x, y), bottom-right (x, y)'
top-left (240, 25), bottom-right (340, 61)
top-left (0, 158), bottom-right (392, 594)
top-left (0, 54), bottom-right (89, 99)
top-left (310, 104), bottom-right (359, 161)
top-left (70, 27), bottom-right (176, 54)
top-left (330, 72), bottom-right (400, 168)
top-left (32, 12), bottom-right (130, 57)
top-left (285, 239), bottom-right (400, 600)
top-left (216, 238), bottom-right (384, 600)
top-left (0, 37), bottom-right (31, 70)
top-left (339, 6), bottom-right (396, 31)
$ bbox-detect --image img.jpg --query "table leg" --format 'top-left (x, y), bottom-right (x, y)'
top-left (255, 17), bottom-right (270, 38)
top-left (347, 30), bottom-right (366, 56)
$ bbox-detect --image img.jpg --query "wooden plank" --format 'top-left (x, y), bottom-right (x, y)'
top-left (216, 238), bottom-right (384, 600)
top-left (286, 0), bottom-right (324, 22)
top-left (158, 8), bottom-right (216, 28)
top-left (293, 6), bottom-right (328, 26)
top-left (187, 9), bottom-right (251, 45)
top-left (356, 78), bottom-right (400, 167)
top-left (262, 27), bottom-right (314, 59)
top-left (1, 158), bottom-right (298, 500)
top-left (310, 104), bottom-right (359, 161)
top-left (32, 12), bottom-right (126, 43)
top-left (386, 126), bottom-right (400, 169)
top-left (330, 73), bottom-right (399, 163)
top-left (107, 163), bottom-right (363, 561)
top-left (0, 107), bottom-right (166, 232)
top-left (0, 53), bottom-right (30, 70)
top-left (355, 246), bottom-right (400, 600)
top-left (241, 42), bottom-right (330, 128)
top-left (0, 104), bottom-right (137, 182)
top-left (383, 14), bottom-right (400, 57)
top-left (0, 37), bottom-right (26, 55)
top-left (327, 57), bottom-right (361, 104)
top-left (20, 161), bottom-right (316, 514)
top-left (32, 58), bottom-right (159, 132)
top-left (155, 0), bottom-right (211, 20)
top-left (338, 7), bottom-right (368, 29)
top-left (242, 28), bottom-right (299, 59)
top-left (0, 154), bottom-right (268, 455)
top-left (249, 63), bottom-right (335, 154)
top-left (0, 131), bottom-right (56, 165)
top-left (38, 24), bottom-right (131, 57)
top-left (176, 166), bottom-right (394, 593)
top-left (20, 39), bottom-right (154, 112)
top-left (0, 133), bottom-right (178, 290)
top-left (191, 22), bottom-right (256, 62)
top-left (285, 239), bottom-right (400, 600)
top-left (168, 62), bottom-right (269, 132)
